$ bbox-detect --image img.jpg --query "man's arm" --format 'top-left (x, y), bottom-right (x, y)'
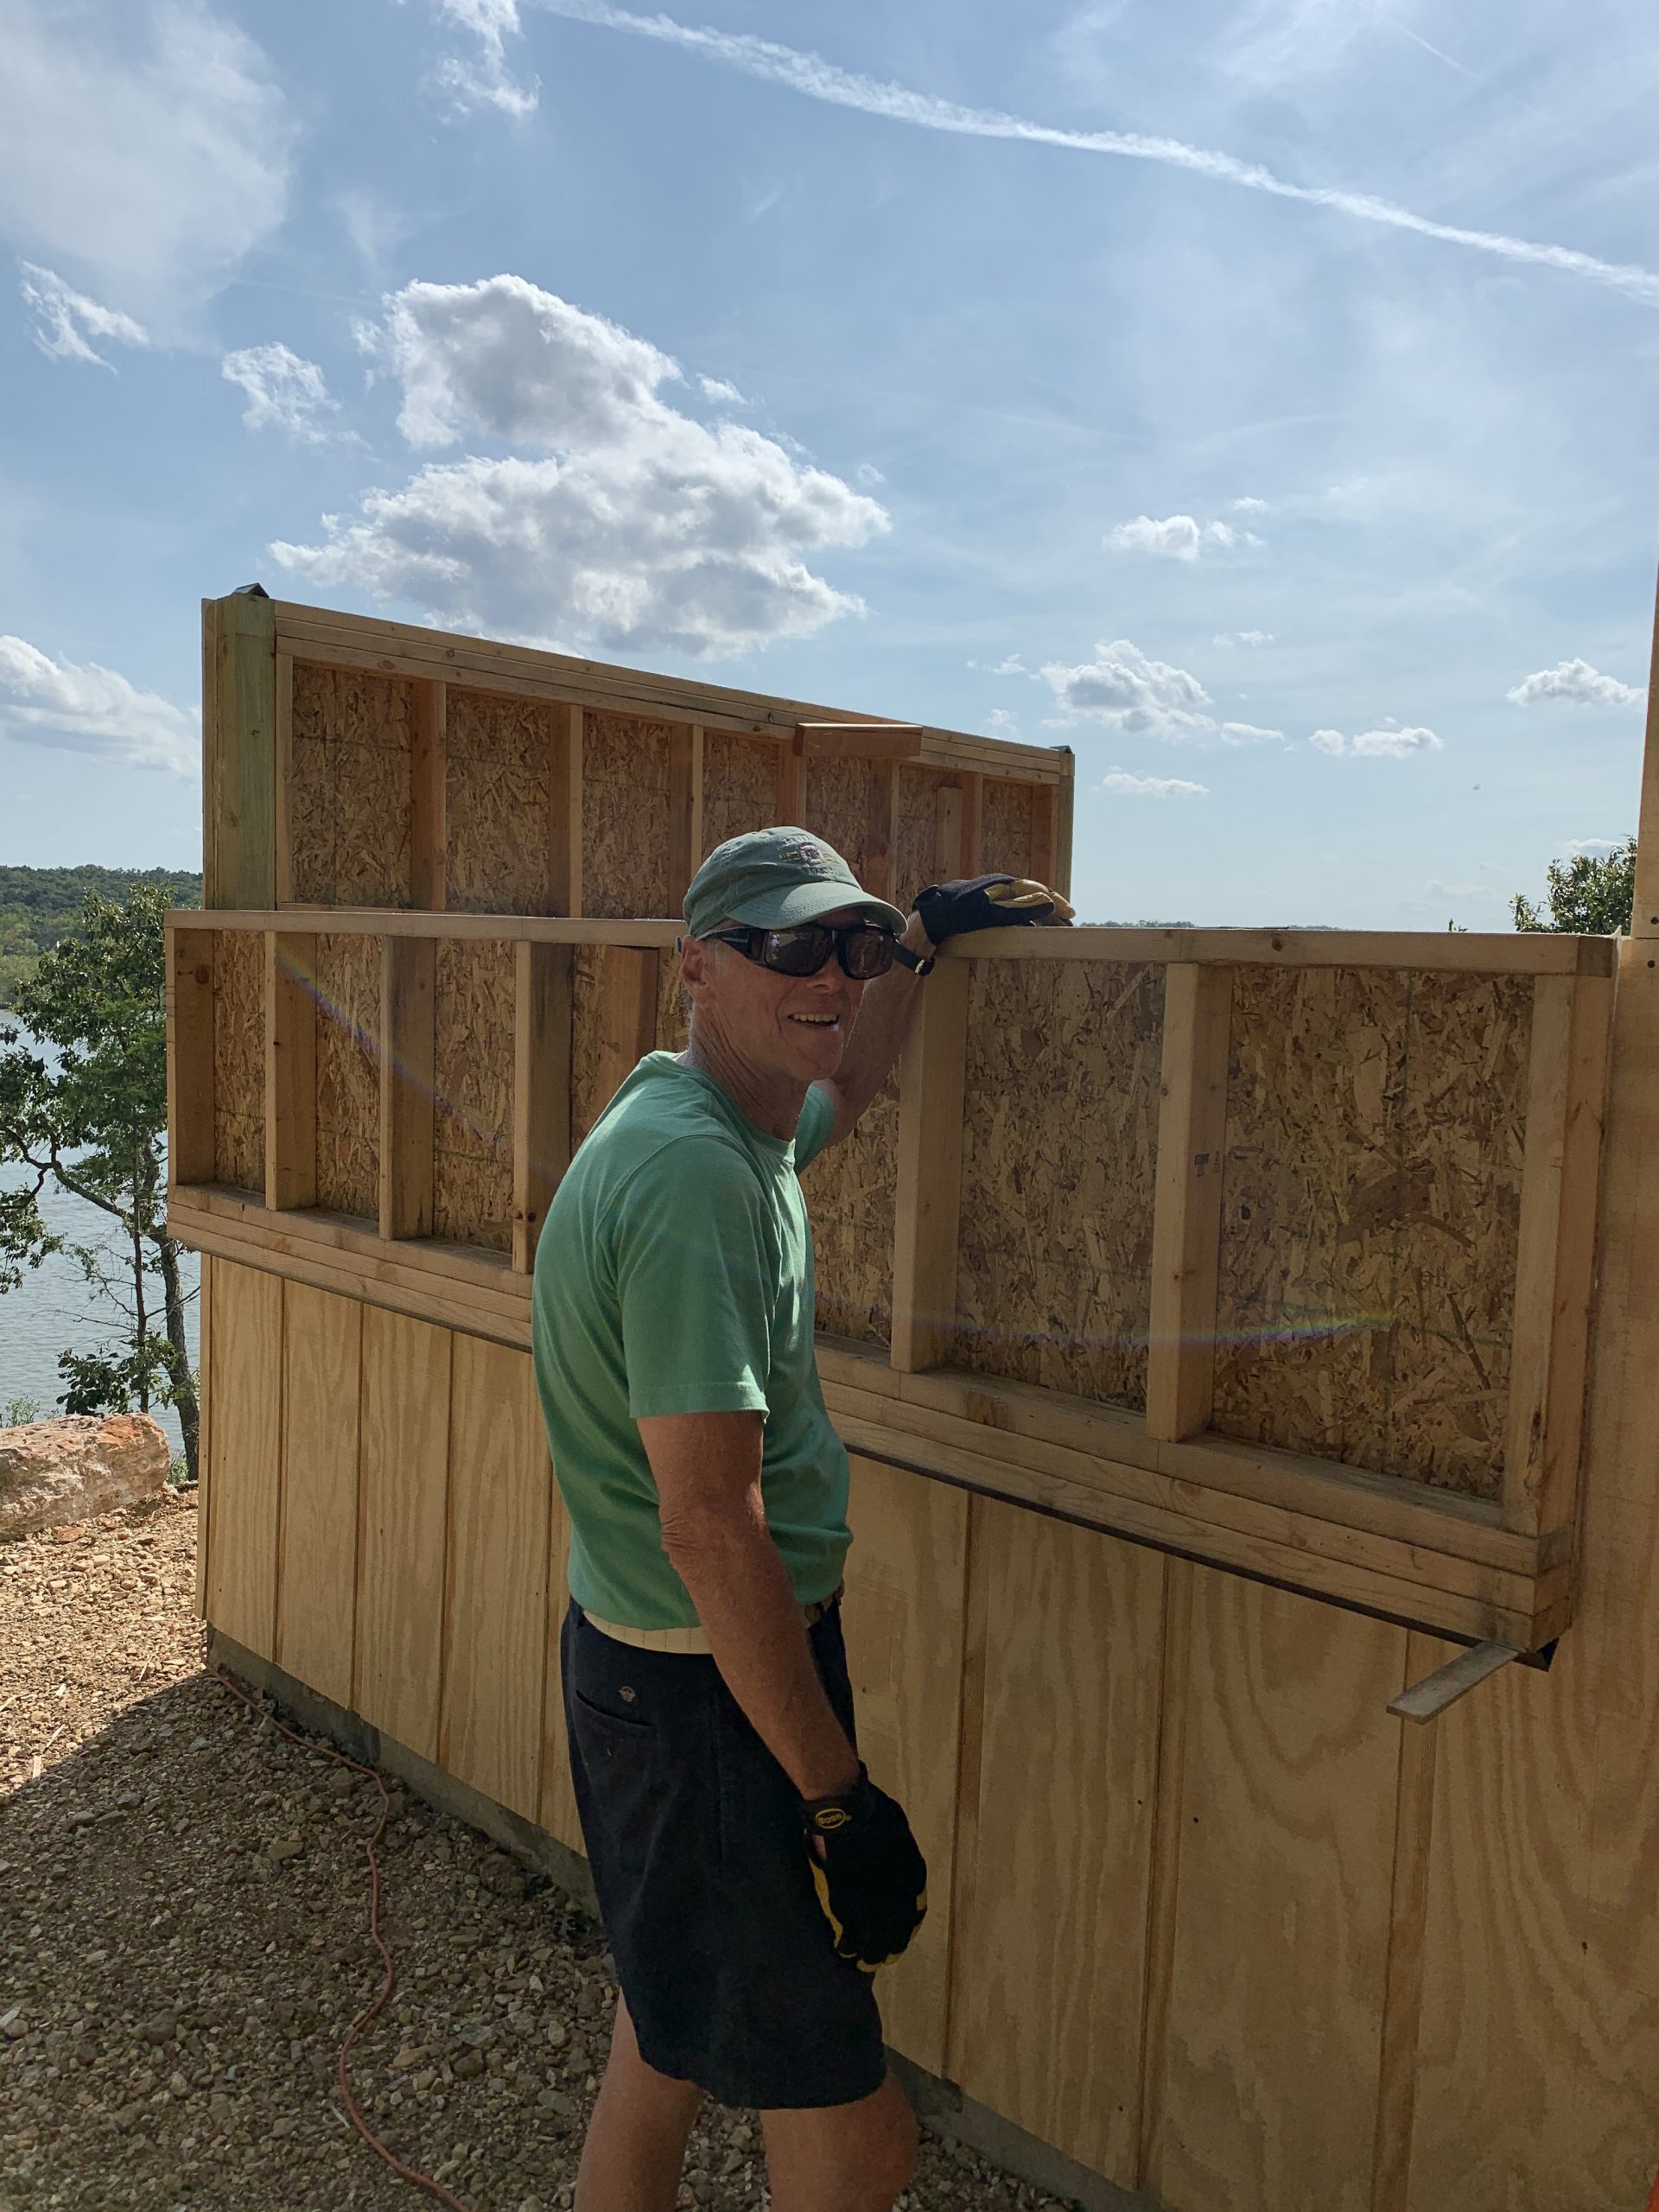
top-left (639, 1408), bottom-right (861, 1801)
top-left (811, 912), bottom-right (934, 1147)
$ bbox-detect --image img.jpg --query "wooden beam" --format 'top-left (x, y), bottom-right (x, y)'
top-left (932, 784), bottom-right (964, 882)
top-left (796, 721), bottom-right (925, 763)
top-left (273, 650), bottom-right (295, 906)
top-left (512, 941), bottom-right (573, 1274)
top-left (550, 702), bottom-right (583, 916)
top-left (1503, 971), bottom-right (1616, 1535)
top-left (668, 723), bottom-right (705, 905)
top-left (1630, 566), bottom-right (1659, 938)
top-left (379, 935), bottom-right (435, 1241)
top-left (778, 730), bottom-right (807, 823)
top-left (410, 679), bottom-right (447, 912)
top-left (959, 772), bottom-right (982, 876)
top-left (264, 931), bottom-right (318, 1211)
top-left (205, 590), bottom-right (277, 911)
top-left (864, 762), bottom-right (897, 901)
top-left (1145, 964), bottom-right (1233, 1441)
top-left (167, 925), bottom-right (217, 1188)
top-left (1387, 1638), bottom-right (1518, 1725)
top-left (1035, 752), bottom-right (1074, 896)
top-left (891, 957), bottom-right (971, 1373)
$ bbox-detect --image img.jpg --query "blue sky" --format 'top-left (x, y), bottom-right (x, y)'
top-left (2, 0), bottom-right (1656, 927)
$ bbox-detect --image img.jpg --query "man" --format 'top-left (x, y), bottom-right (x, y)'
top-left (531, 829), bottom-right (1070, 2212)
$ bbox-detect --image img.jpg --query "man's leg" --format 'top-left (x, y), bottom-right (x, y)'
top-left (760, 2068), bottom-right (918, 2212)
top-left (575, 1994), bottom-right (705, 2212)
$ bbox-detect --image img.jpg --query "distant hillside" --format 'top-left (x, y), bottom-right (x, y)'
top-left (0, 865), bottom-right (201, 1007)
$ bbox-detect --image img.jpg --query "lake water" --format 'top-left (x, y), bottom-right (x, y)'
top-left (0, 1028), bottom-right (199, 1458)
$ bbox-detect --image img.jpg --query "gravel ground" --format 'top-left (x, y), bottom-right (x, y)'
top-left (0, 1491), bottom-right (1075, 2212)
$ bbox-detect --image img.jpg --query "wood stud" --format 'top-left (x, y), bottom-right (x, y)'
top-left (379, 934), bottom-right (436, 1241)
top-left (264, 931), bottom-right (318, 1211)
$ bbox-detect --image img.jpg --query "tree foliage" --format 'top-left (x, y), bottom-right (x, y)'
top-left (1512, 837), bottom-right (1637, 936)
top-left (0, 887), bottom-right (198, 1477)
top-left (0, 863), bottom-right (200, 1007)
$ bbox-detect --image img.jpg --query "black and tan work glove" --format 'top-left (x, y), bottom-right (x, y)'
top-left (912, 874), bottom-right (1076, 946)
top-left (802, 1765), bottom-right (928, 1972)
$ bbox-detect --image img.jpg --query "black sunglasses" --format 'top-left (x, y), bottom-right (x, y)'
top-left (702, 921), bottom-right (899, 980)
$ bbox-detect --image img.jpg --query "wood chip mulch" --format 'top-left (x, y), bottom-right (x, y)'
top-left (0, 1491), bottom-right (1074, 2212)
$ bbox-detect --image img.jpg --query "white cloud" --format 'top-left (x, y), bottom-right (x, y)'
top-left (0, 637), bottom-right (195, 774)
top-left (18, 263), bottom-right (149, 368)
top-left (430, 0), bottom-right (539, 115)
top-left (0, 3), bottom-right (294, 334)
top-left (982, 708), bottom-right (1022, 740)
top-left (1219, 721), bottom-right (1284, 744)
top-left (536, 3), bottom-right (1659, 307)
top-left (222, 343), bottom-right (341, 442)
top-left (1212, 629), bottom-right (1274, 647)
top-left (698, 374), bottom-right (747, 405)
top-left (1098, 770), bottom-right (1208, 797)
top-left (1231, 495), bottom-right (1271, 514)
top-left (1506, 658), bottom-right (1646, 709)
top-left (275, 275), bottom-right (888, 658)
top-left (1039, 639), bottom-right (1212, 738)
top-left (1106, 513), bottom-right (1262, 560)
top-left (1565, 836), bottom-right (1628, 857)
top-left (1311, 726), bottom-right (1444, 759)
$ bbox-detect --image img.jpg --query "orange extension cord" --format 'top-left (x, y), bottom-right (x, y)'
top-left (207, 1648), bottom-right (473, 2211)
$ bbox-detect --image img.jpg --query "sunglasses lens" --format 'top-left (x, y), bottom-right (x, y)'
top-left (762, 926), bottom-right (835, 975)
top-left (842, 930), bottom-right (895, 979)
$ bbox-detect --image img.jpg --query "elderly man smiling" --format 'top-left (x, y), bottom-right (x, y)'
top-left (531, 828), bottom-right (1069, 2212)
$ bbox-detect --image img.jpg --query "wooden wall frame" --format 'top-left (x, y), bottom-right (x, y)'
top-left (167, 909), bottom-right (1614, 1652)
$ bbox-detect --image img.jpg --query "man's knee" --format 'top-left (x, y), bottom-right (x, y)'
top-left (764, 2071), bottom-right (918, 2212)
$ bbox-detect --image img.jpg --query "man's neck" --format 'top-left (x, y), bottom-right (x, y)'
top-left (679, 1023), bottom-right (807, 1141)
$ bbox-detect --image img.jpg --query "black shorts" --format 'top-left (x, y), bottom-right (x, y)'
top-left (560, 1596), bottom-right (887, 2111)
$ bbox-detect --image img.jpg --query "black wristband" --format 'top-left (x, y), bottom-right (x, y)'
top-left (893, 943), bottom-right (935, 977)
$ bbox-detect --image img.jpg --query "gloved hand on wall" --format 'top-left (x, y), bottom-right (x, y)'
top-left (912, 874), bottom-right (1076, 947)
top-left (801, 1764), bottom-right (928, 1972)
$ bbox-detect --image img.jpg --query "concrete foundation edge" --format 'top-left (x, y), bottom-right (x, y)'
top-left (207, 1628), bottom-right (1150, 2212)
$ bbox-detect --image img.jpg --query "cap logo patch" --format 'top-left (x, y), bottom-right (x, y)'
top-left (779, 840), bottom-right (833, 874)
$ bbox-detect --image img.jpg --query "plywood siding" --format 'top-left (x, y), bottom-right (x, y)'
top-left (212, 927), bottom-right (264, 1193)
top-left (204, 1260), bottom-right (283, 1658)
top-left (445, 689), bottom-right (557, 914)
top-left (1145, 1571), bottom-right (1405, 2212)
top-left (440, 1336), bottom-right (552, 1824)
top-left (275, 1281), bottom-right (360, 1708)
top-left (947, 1497), bottom-right (1166, 2184)
top-left (1214, 969), bottom-right (1529, 1498)
top-left (289, 664), bottom-right (414, 906)
top-left (353, 1306), bottom-right (454, 1763)
top-left (956, 958), bottom-right (1163, 1408)
top-left (315, 931), bottom-right (381, 1219)
top-left (433, 937), bottom-right (514, 1251)
top-left (582, 711), bottom-right (673, 918)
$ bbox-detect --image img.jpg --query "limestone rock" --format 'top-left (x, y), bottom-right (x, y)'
top-left (0, 1414), bottom-right (169, 1541)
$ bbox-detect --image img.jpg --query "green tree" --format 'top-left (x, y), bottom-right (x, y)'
top-left (0, 887), bottom-right (199, 1479)
top-left (1512, 836), bottom-right (1637, 935)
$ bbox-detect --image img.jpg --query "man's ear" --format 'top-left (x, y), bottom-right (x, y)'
top-left (679, 934), bottom-right (709, 995)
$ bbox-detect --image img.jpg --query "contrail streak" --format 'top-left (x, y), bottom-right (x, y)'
top-left (536, 0), bottom-right (1659, 307)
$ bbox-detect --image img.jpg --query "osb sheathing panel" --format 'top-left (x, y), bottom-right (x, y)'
top-left (801, 1088), bottom-right (897, 1345)
top-left (314, 932), bottom-right (381, 1220)
top-left (582, 712), bottom-right (672, 918)
top-left (656, 948), bottom-right (690, 1056)
top-left (893, 768), bottom-right (962, 908)
top-left (702, 732), bottom-right (779, 856)
top-left (957, 961), bottom-right (1163, 1408)
top-left (433, 939), bottom-right (514, 1251)
top-left (289, 665), bottom-right (414, 908)
top-left (570, 946), bottom-right (658, 1148)
top-left (212, 931), bottom-right (264, 1194)
top-left (804, 754), bottom-right (884, 887)
top-left (1213, 967), bottom-right (1530, 1498)
top-left (446, 691), bottom-right (556, 916)
top-left (979, 779), bottom-right (1038, 879)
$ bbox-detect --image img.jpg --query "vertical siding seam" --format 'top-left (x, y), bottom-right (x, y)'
top-left (1135, 1554), bottom-right (1194, 2195)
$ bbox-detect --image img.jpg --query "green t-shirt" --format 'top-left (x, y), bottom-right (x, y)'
top-left (531, 1051), bottom-right (848, 1629)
